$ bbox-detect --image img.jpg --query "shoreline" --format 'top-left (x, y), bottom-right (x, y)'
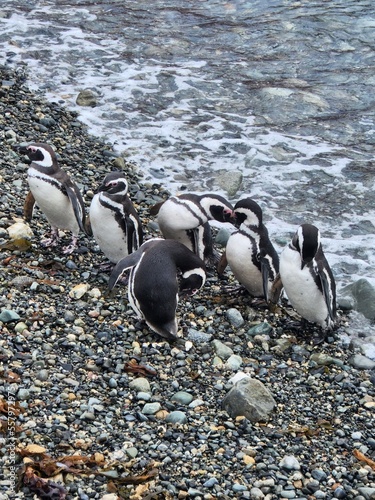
top-left (1, 64), bottom-right (375, 500)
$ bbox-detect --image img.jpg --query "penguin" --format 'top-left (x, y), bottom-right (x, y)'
top-left (89, 171), bottom-right (143, 264)
top-left (108, 238), bottom-right (206, 341)
top-left (150, 193), bottom-right (235, 263)
top-left (279, 223), bottom-right (337, 330)
top-left (218, 197), bottom-right (279, 301)
top-left (18, 142), bottom-right (87, 254)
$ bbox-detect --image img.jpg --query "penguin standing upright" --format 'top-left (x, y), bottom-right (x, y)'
top-left (218, 197), bottom-right (279, 301)
top-left (89, 171), bottom-right (143, 264)
top-left (279, 223), bottom-right (336, 330)
top-left (18, 142), bottom-right (87, 254)
top-left (150, 193), bottom-right (235, 263)
top-left (109, 238), bottom-right (206, 341)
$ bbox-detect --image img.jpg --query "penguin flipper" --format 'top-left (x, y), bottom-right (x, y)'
top-left (269, 272), bottom-right (283, 309)
top-left (260, 256), bottom-right (270, 302)
top-left (84, 213), bottom-right (93, 237)
top-left (125, 216), bottom-right (139, 254)
top-left (65, 185), bottom-right (86, 234)
top-left (108, 250), bottom-right (143, 290)
top-left (318, 269), bottom-right (336, 322)
top-left (150, 200), bottom-right (165, 216)
top-left (24, 190), bottom-right (36, 222)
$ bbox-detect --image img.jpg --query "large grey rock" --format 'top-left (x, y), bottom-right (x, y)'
top-left (214, 169), bottom-right (243, 197)
top-left (338, 279), bottom-right (375, 320)
top-left (222, 377), bottom-right (276, 422)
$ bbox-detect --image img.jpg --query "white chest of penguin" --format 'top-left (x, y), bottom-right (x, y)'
top-left (28, 169), bottom-right (78, 232)
top-left (226, 232), bottom-right (265, 296)
top-left (89, 195), bottom-right (129, 263)
top-left (280, 246), bottom-right (329, 325)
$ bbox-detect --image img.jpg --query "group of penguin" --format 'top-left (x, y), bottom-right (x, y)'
top-left (16, 142), bottom-right (337, 342)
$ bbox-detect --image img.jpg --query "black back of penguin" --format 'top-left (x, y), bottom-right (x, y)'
top-left (109, 239), bottom-right (206, 340)
top-left (133, 239), bottom-right (206, 309)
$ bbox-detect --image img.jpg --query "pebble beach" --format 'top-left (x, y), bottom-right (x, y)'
top-left (1, 64), bottom-right (375, 500)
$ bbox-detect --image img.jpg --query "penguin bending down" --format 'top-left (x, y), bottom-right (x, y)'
top-left (218, 197), bottom-right (279, 301)
top-left (108, 238), bottom-right (206, 341)
top-left (150, 193), bottom-right (235, 263)
top-left (89, 171), bottom-right (143, 264)
top-left (18, 142), bottom-right (87, 254)
top-left (279, 223), bottom-right (336, 330)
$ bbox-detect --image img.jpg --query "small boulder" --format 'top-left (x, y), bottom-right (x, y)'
top-left (222, 377), bottom-right (276, 422)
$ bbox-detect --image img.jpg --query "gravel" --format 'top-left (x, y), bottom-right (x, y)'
top-left (0, 65), bottom-right (374, 500)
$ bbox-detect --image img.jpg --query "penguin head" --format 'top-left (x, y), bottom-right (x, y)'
top-left (200, 195), bottom-right (235, 223)
top-left (18, 143), bottom-right (56, 168)
top-left (233, 198), bottom-right (263, 228)
top-left (180, 267), bottom-right (206, 296)
top-left (292, 223), bottom-right (320, 269)
top-left (97, 171), bottom-right (129, 196)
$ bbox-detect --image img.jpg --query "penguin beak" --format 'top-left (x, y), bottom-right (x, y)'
top-left (14, 144), bottom-right (29, 154)
top-left (96, 183), bottom-right (107, 194)
top-left (179, 288), bottom-right (196, 297)
top-left (223, 209), bottom-right (236, 224)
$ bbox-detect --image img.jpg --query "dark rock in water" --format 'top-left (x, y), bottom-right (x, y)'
top-left (338, 279), bottom-right (375, 320)
top-left (222, 376), bottom-right (276, 422)
top-left (76, 89), bottom-right (98, 107)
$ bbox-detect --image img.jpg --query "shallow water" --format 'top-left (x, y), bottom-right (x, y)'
top-left (1, 0), bottom-right (375, 292)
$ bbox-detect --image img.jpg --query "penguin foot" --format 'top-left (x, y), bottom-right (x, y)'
top-left (62, 244), bottom-right (76, 254)
top-left (97, 261), bottom-right (115, 272)
top-left (41, 237), bottom-right (59, 248)
top-left (41, 227), bottom-right (60, 248)
top-left (311, 331), bottom-right (327, 345)
top-left (62, 236), bottom-right (78, 254)
top-left (221, 284), bottom-right (246, 295)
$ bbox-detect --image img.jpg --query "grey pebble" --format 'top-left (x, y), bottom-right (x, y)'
top-left (279, 455), bottom-right (301, 470)
top-left (226, 307), bottom-right (245, 327)
top-left (129, 377), bottom-right (151, 393)
top-left (165, 411), bottom-right (187, 424)
top-left (17, 389), bottom-right (30, 400)
top-left (212, 339), bottom-right (234, 359)
top-left (108, 377), bottom-right (118, 388)
top-left (171, 391), bottom-right (194, 405)
top-left (0, 309), bottom-right (21, 322)
top-left (349, 354), bottom-right (375, 370)
top-left (142, 402), bottom-right (161, 414)
top-left (247, 322), bottom-right (273, 336)
top-left (36, 369), bottom-right (49, 381)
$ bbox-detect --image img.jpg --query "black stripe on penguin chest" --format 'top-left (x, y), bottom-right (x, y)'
top-left (239, 229), bottom-right (262, 272)
top-left (100, 197), bottom-right (128, 231)
top-left (31, 173), bottom-right (67, 195)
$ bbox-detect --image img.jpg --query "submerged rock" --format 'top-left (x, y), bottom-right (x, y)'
top-left (76, 89), bottom-right (98, 107)
top-left (338, 279), bottom-right (375, 320)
